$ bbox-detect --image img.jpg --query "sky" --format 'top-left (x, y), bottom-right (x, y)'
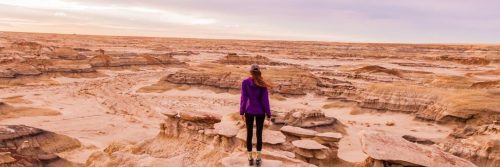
top-left (0, 0), bottom-right (499, 43)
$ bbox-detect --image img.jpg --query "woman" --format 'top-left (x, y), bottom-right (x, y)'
top-left (240, 64), bottom-right (272, 166)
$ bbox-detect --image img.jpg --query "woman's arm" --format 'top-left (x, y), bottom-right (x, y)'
top-left (262, 88), bottom-right (271, 118)
top-left (240, 80), bottom-right (248, 115)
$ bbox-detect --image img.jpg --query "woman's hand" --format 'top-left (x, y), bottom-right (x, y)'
top-left (265, 117), bottom-right (272, 126)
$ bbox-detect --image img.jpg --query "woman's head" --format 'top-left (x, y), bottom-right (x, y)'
top-left (250, 64), bottom-right (271, 88)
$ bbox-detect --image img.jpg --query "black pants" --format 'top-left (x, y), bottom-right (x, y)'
top-left (245, 113), bottom-right (265, 152)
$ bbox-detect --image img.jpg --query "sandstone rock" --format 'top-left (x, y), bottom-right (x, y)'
top-left (292, 139), bottom-right (328, 150)
top-left (402, 135), bottom-right (435, 145)
top-left (315, 132), bottom-right (342, 142)
top-left (280, 126), bottom-right (317, 138)
top-left (221, 155), bottom-right (283, 167)
top-left (219, 152), bottom-right (314, 167)
top-left (161, 110), bottom-right (178, 118)
top-left (46, 61), bottom-right (95, 73)
top-left (162, 65), bottom-right (318, 95)
top-left (440, 124), bottom-right (499, 167)
top-left (0, 63), bottom-right (42, 78)
top-left (359, 85), bottom-right (437, 113)
top-left (89, 54), bottom-right (184, 67)
top-left (53, 47), bottom-right (87, 60)
top-left (291, 139), bottom-right (329, 162)
top-left (216, 53), bottom-right (286, 65)
top-left (236, 129), bottom-right (286, 145)
top-left (178, 110), bottom-right (221, 124)
top-left (10, 41), bottom-right (42, 56)
top-left (0, 125), bottom-right (81, 167)
top-left (359, 130), bottom-right (477, 167)
top-left (214, 121), bottom-right (239, 138)
top-left (273, 109), bottom-right (335, 128)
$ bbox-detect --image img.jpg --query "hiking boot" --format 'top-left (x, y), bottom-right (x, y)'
top-left (256, 159), bottom-right (262, 166)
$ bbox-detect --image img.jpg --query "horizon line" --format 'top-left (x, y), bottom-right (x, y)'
top-left (3, 30), bottom-right (500, 46)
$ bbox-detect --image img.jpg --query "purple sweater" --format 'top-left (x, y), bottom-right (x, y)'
top-left (239, 77), bottom-right (271, 118)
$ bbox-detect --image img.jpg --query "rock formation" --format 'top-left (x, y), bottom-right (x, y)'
top-left (89, 53), bottom-right (184, 67)
top-left (358, 130), bottom-right (477, 167)
top-left (439, 124), bottom-right (499, 167)
top-left (0, 125), bottom-right (81, 167)
top-left (273, 109), bottom-right (336, 128)
top-left (215, 53), bottom-right (287, 65)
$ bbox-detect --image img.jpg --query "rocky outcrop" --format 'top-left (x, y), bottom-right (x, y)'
top-left (439, 124), bottom-right (499, 167)
top-left (52, 47), bottom-right (87, 60)
top-left (352, 65), bottom-right (403, 78)
top-left (0, 63), bottom-right (42, 78)
top-left (215, 53), bottom-right (287, 65)
top-left (471, 80), bottom-right (500, 89)
top-left (0, 125), bottom-right (81, 167)
top-left (9, 41), bottom-right (43, 57)
top-left (436, 55), bottom-right (490, 65)
top-left (358, 85), bottom-right (437, 113)
top-left (273, 109), bottom-right (336, 128)
top-left (163, 65), bottom-right (355, 97)
top-left (89, 53), bottom-right (184, 67)
top-left (359, 130), bottom-right (477, 167)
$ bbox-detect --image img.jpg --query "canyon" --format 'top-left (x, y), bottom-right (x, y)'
top-left (0, 32), bottom-right (499, 167)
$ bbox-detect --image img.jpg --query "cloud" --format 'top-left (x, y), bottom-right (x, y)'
top-left (0, 0), bottom-right (499, 43)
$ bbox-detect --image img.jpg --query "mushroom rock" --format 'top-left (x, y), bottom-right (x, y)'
top-left (236, 129), bottom-right (286, 145)
top-left (359, 130), bottom-right (477, 167)
top-left (291, 139), bottom-right (329, 164)
top-left (214, 121), bottom-right (240, 152)
top-left (280, 126), bottom-right (317, 138)
top-left (161, 110), bottom-right (178, 118)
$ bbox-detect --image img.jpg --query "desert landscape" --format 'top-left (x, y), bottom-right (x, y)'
top-left (0, 31), bottom-right (499, 167)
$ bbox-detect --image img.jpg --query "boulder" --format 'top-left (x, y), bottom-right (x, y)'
top-left (359, 130), bottom-right (477, 167)
top-left (280, 126), bottom-right (317, 138)
top-left (214, 121), bottom-right (239, 138)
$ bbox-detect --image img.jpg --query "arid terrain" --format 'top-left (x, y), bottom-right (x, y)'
top-left (0, 32), bottom-right (499, 167)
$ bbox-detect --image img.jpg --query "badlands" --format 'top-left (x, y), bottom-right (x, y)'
top-left (0, 31), bottom-right (499, 167)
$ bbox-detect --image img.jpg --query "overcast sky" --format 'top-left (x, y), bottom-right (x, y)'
top-left (0, 0), bottom-right (499, 43)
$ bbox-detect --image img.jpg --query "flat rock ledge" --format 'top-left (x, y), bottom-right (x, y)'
top-left (359, 130), bottom-right (477, 167)
top-left (280, 126), bottom-right (317, 138)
